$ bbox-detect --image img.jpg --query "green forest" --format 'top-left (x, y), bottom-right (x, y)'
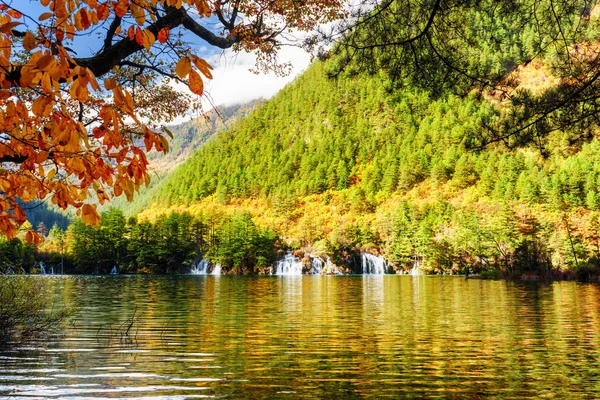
top-left (5, 1), bottom-right (600, 280)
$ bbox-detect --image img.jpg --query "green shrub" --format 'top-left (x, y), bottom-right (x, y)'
top-left (0, 276), bottom-right (72, 344)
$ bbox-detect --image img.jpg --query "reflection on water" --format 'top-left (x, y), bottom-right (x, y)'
top-left (1, 276), bottom-right (600, 398)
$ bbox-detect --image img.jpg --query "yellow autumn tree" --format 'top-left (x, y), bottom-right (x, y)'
top-left (0, 0), bottom-right (344, 241)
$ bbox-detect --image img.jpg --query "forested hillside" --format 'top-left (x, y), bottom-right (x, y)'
top-left (126, 7), bottom-right (600, 278)
top-left (97, 101), bottom-right (261, 216)
top-left (28, 1), bottom-right (600, 279)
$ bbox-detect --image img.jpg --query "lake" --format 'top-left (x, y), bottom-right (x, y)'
top-left (1, 275), bottom-right (599, 398)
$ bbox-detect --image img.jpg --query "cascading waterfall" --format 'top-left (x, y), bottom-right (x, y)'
top-left (49, 266), bottom-right (54, 275)
top-left (275, 252), bottom-right (303, 276)
top-left (325, 257), bottom-right (341, 275)
top-left (39, 262), bottom-right (47, 275)
top-left (310, 257), bottom-right (323, 274)
top-left (410, 256), bottom-right (420, 276)
top-left (20, 268), bottom-right (26, 275)
top-left (110, 266), bottom-right (118, 275)
top-left (212, 264), bottom-right (221, 276)
top-left (190, 260), bottom-right (210, 275)
top-left (5, 266), bottom-right (14, 275)
top-left (361, 253), bottom-right (387, 275)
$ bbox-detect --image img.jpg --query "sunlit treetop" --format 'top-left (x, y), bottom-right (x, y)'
top-left (0, 0), bottom-right (345, 241)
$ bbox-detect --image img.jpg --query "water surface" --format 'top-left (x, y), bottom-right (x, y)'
top-left (1, 276), bottom-right (599, 398)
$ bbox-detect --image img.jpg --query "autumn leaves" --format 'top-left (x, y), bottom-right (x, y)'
top-left (176, 55), bottom-right (213, 96)
top-left (0, 0), bottom-right (215, 239)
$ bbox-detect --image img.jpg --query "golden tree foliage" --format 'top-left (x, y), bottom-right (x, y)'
top-left (0, 0), bottom-right (344, 241)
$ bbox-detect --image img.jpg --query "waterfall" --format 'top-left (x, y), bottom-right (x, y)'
top-left (110, 266), bottom-right (118, 275)
top-left (310, 257), bottom-right (323, 274)
top-left (20, 268), bottom-right (26, 275)
top-left (361, 253), bottom-right (387, 275)
top-left (190, 260), bottom-right (210, 275)
top-left (39, 262), bottom-right (46, 275)
top-left (49, 266), bottom-right (54, 275)
top-left (211, 264), bottom-right (221, 276)
top-left (410, 256), bottom-right (420, 276)
top-left (5, 266), bottom-right (14, 275)
top-left (324, 257), bottom-right (342, 275)
top-left (275, 252), bottom-right (303, 276)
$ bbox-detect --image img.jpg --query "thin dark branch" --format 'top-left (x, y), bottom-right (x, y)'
top-left (102, 15), bottom-right (122, 52)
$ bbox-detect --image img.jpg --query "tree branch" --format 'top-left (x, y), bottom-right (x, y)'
top-left (0, 154), bottom-right (28, 164)
top-left (347, 0), bottom-right (441, 50)
top-left (118, 60), bottom-right (184, 83)
top-left (77, 7), bottom-right (188, 77)
top-left (102, 15), bottom-right (122, 52)
top-left (181, 9), bottom-right (237, 48)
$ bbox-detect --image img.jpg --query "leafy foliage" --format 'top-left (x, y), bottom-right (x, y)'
top-left (58, 208), bottom-right (279, 274)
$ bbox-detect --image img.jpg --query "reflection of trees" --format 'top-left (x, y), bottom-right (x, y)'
top-left (38, 277), bottom-right (600, 397)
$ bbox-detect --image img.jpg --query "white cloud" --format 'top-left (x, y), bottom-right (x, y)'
top-left (168, 45), bottom-right (313, 125)
top-left (202, 46), bottom-right (311, 108)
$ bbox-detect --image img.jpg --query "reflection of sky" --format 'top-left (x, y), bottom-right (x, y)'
top-left (16, 3), bottom-right (310, 110)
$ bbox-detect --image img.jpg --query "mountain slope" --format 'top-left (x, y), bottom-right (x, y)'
top-left (102, 100), bottom-right (262, 215)
top-left (130, 11), bottom-right (600, 277)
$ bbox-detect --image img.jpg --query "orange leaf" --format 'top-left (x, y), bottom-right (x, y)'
top-left (39, 12), bottom-right (54, 21)
top-left (113, 0), bottom-right (129, 18)
top-left (175, 57), bottom-right (191, 79)
top-left (7, 10), bottom-right (22, 19)
top-left (135, 27), bottom-right (144, 46)
top-left (23, 31), bottom-right (36, 51)
top-left (188, 69), bottom-right (203, 95)
top-left (104, 78), bottom-right (116, 90)
top-left (13, 205), bottom-right (26, 223)
top-left (157, 27), bottom-right (169, 43)
top-left (192, 56), bottom-right (213, 79)
top-left (79, 8), bottom-right (91, 30)
top-left (0, 21), bottom-right (21, 34)
top-left (81, 204), bottom-right (101, 227)
top-left (97, 3), bottom-right (110, 20)
top-left (36, 54), bottom-right (54, 71)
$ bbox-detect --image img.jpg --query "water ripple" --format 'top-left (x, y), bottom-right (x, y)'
top-left (1, 276), bottom-right (600, 398)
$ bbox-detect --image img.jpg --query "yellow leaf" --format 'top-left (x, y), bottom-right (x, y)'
top-left (175, 57), bottom-right (191, 79)
top-left (143, 29), bottom-right (155, 50)
top-left (188, 69), bottom-right (203, 95)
